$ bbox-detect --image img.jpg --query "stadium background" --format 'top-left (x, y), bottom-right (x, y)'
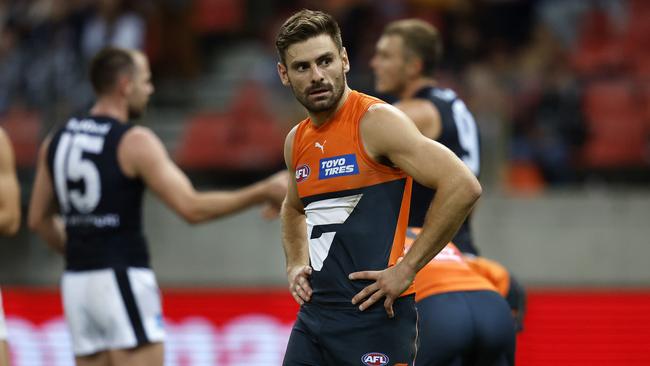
top-left (0, 0), bottom-right (649, 364)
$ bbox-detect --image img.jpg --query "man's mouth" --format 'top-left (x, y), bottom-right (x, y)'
top-left (308, 87), bottom-right (331, 97)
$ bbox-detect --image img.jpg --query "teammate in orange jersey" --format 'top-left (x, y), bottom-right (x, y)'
top-left (28, 47), bottom-right (287, 366)
top-left (0, 127), bottom-right (20, 366)
top-left (405, 229), bottom-right (515, 365)
top-left (276, 9), bottom-right (481, 365)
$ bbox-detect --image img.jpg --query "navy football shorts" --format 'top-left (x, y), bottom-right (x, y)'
top-left (283, 295), bottom-right (417, 366)
top-left (417, 290), bottom-right (515, 366)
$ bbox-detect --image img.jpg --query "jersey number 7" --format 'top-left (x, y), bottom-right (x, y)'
top-left (305, 194), bottom-right (363, 271)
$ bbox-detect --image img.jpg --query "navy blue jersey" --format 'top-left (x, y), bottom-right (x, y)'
top-left (408, 86), bottom-right (481, 254)
top-left (47, 116), bottom-right (149, 270)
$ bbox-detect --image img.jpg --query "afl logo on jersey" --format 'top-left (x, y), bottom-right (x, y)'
top-left (295, 164), bottom-right (311, 183)
top-left (362, 352), bottom-right (389, 366)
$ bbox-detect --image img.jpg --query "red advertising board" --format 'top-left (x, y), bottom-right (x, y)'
top-left (2, 288), bottom-right (650, 365)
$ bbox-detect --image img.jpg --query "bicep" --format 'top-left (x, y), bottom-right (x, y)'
top-left (393, 137), bottom-right (469, 189)
top-left (126, 129), bottom-right (195, 208)
top-left (282, 127), bottom-right (304, 213)
top-left (362, 104), bottom-right (469, 189)
top-left (394, 100), bottom-right (442, 140)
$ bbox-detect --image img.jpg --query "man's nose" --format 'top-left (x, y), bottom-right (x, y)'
top-left (310, 64), bottom-right (324, 82)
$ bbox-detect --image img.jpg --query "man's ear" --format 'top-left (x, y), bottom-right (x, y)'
top-left (341, 47), bottom-right (350, 73)
top-left (117, 74), bottom-right (133, 96)
top-left (277, 62), bottom-right (290, 86)
top-left (406, 56), bottom-right (423, 79)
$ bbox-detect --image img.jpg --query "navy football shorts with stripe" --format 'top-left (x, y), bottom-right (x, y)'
top-left (62, 267), bottom-right (165, 356)
top-left (417, 290), bottom-right (515, 366)
top-left (283, 294), bottom-right (417, 366)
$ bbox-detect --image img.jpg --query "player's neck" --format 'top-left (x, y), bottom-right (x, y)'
top-left (90, 95), bottom-right (129, 123)
top-left (309, 86), bottom-right (351, 127)
top-left (399, 77), bottom-right (436, 100)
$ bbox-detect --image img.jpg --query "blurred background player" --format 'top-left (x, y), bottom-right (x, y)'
top-left (276, 9), bottom-right (481, 365)
top-left (0, 128), bottom-right (20, 366)
top-left (371, 19), bottom-right (523, 364)
top-left (371, 17), bottom-right (526, 318)
top-left (27, 47), bottom-right (286, 366)
top-left (405, 229), bottom-right (515, 365)
top-left (371, 18), bottom-right (481, 255)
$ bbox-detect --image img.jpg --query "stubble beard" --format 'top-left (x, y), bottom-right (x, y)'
top-left (292, 75), bottom-right (345, 113)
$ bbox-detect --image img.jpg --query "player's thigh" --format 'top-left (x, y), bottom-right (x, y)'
top-left (468, 291), bottom-right (516, 366)
top-left (0, 340), bottom-right (9, 366)
top-left (416, 292), bottom-right (473, 366)
top-left (108, 342), bottom-right (164, 366)
top-left (321, 296), bottom-right (418, 366)
top-left (283, 305), bottom-right (325, 366)
top-left (75, 351), bottom-right (111, 366)
top-left (62, 270), bottom-right (114, 357)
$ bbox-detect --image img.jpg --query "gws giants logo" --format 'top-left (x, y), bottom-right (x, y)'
top-left (295, 164), bottom-right (311, 183)
top-left (362, 352), bottom-right (390, 366)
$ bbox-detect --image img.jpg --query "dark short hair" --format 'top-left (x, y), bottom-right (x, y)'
top-left (383, 19), bottom-right (443, 76)
top-left (275, 9), bottom-right (343, 65)
top-left (89, 47), bottom-right (136, 95)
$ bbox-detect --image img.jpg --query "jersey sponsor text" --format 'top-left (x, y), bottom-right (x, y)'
top-left (318, 154), bottom-right (359, 179)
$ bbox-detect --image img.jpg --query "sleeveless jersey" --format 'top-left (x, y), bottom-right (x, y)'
top-left (292, 90), bottom-right (413, 305)
top-left (408, 86), bottom-right (481, 254)
top-left (47, 116), bottom-right (149, 270)
top-left (405, 228), bottom-right (498, 302)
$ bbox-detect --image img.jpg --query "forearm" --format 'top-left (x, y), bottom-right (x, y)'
top-left (188, 182), bottom-right (268, 223)
top-left (0, 210), bottom-right (20, 236)
top-left (35, 216), bottom-right (66, 254)
top-left (281, 201), bottom-right (309, 271)
top-left (403, 178), bottom-right (481, 272)
top-left (0, 178), bottom-right (21, 236)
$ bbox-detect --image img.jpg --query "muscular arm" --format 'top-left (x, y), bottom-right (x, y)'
top-left (0, 128), bottom-right (21, 236)
top-left (280, 126), bottom-right (312, 305)
top-left (364, 104), bottom-right (481, 273)
top-left (119, 127), bottom-right (284, 224)
top-left (351, 104), bottom-right (481, 314)
top-left (28, 137), bottom-right (66, 253)
top-left (394, 99), bottom-right (442, 140)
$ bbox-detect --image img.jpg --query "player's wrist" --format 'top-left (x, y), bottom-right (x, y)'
top-left (286, 263), bottom-right (308, 275)
top-left (396, 257), bottom-right (418, 280)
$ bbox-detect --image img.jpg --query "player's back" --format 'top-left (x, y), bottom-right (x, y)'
top-left (47, 116), bottom-right (149, 270)
top-left (408, 86), bottom-right (481, 254)
top-left (405, 228), bottom-right (496, 301)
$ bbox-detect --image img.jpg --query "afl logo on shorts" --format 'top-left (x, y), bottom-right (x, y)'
top-left (362, 352), bottom-right (389, 366)
top-left (295, 164), bottom-right (311, 183)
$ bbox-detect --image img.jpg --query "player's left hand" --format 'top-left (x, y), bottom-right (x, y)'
top-left (349, 262), bottom-right (416, 318)
top-left (260, 202), bottom-right (281, 220)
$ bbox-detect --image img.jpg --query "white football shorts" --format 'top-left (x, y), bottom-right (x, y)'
top-left (62, 267), bottom-right (165, 356)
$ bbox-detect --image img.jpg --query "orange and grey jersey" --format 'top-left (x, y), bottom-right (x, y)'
top-left (292, 90), bottom-right (413, 305)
